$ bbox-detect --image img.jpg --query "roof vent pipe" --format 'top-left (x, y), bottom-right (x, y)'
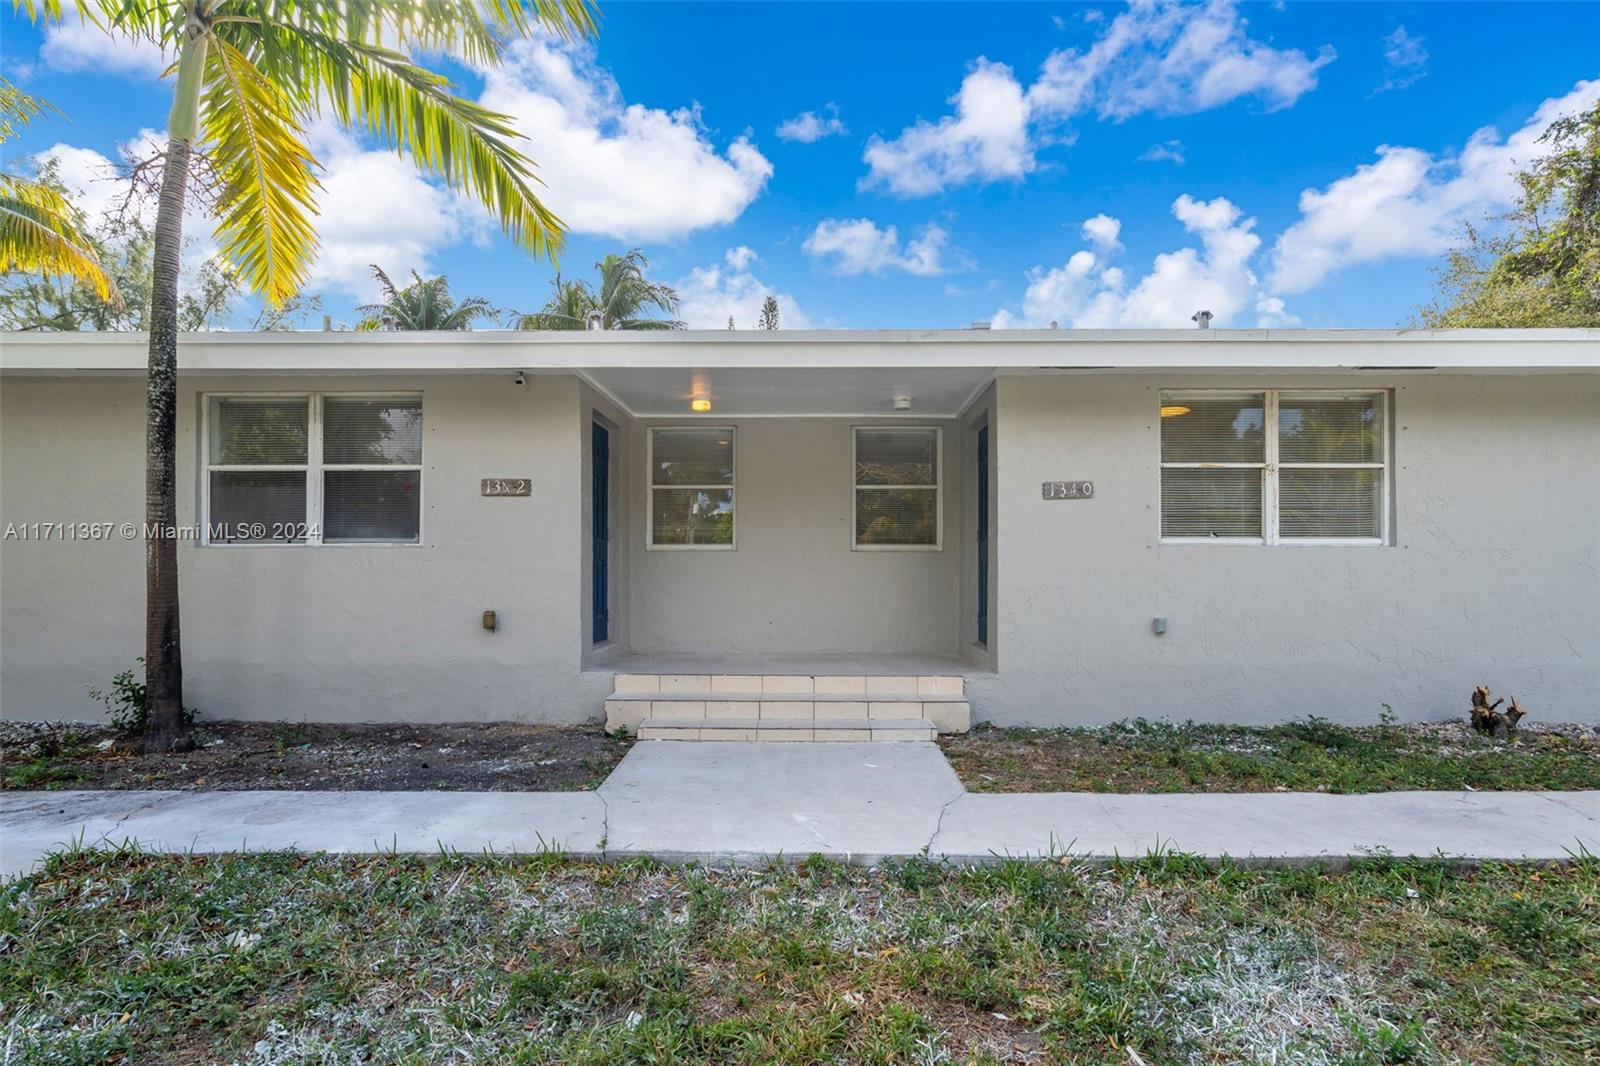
top-left (380, 313), bottom-right (398, 332)
top-left (1191, 309), bottom-right (1213, 329)
top-left (586, 310), bottom-right (605, 331)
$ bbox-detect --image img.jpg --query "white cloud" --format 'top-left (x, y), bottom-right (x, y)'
top-left (865, 1), bottom-right (1331, 195)
top-left (302, 121), bottom-right (489, 299)
top-left (479, 37), bottom-right (772, 241)
top-left (1269, 78), bottom-right (1600, 293)
top-left (860, 59), bottom-right (1033, 197)
top-left (1140, 138), bottom-right (1186, 164)
top-left (776, 105), bottom-right (847, 143)
top-left (803, 218), bottom-right (949, 277)
top-left (993, 196), bottom-right (1293, 328)
top-left (40, 4), bottom-right (168, 77)
top-left (676, 250), bottom-right (809, 329)
top-left (1374, 26), bottom-right (1428, 95)
top-left (1029, 0), bottom-right (1334, 121)
top-left (1081, 213), bottom-right (1122, 251)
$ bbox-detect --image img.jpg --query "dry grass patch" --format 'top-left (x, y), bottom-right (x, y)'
top-left (943, 719), bottom-right (1600, 794)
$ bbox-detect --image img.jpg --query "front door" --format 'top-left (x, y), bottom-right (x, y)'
top-left (592, 421), bottom-right (610, 643)
top-left (976, 424), bottom-right (989, 646)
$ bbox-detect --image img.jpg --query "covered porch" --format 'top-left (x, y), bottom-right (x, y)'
top-left (575, 364), bottom-right (999, 678)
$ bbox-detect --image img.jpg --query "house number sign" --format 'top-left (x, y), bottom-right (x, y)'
top-left (1042, 480), bottom-right (1094, 500)
top-left (481, 478), bottom-right (532, 497)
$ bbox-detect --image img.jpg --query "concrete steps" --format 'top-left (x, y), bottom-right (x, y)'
top-left (604, 673), bottom-right (969, 741)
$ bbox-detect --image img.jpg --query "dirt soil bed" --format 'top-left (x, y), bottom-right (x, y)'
top-left (1, 720), bottom-right (632, 792)
top-left (942, 719), bottom-right (1600, 794)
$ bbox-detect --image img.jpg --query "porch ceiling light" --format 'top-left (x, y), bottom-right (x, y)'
top-left (691, 398), bottom-right (712, 413)
top-left (1160, 404), bottom-right (1191, 418)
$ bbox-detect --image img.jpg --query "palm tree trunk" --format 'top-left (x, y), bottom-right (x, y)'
top-left (141, 18), bottom-right (208, 754)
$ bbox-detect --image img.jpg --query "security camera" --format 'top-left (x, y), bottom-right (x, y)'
top-left (514, 372), bottom-right (526, 386)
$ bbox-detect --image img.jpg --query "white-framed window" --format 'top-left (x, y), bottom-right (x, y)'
top-left (1159, 389), bottom-right (1388, 545)
top-left (203, 393), bottom-right (423, 546)
top-left (853, 425), bottom-right (942, 550)
top-left (648, 426), bottom-right (735, 549)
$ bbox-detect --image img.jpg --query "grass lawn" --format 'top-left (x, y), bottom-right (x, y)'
top-left (3, 850), bottom-right (1596, 1064)
top-left (942, 719), bottom-right (1600, 794)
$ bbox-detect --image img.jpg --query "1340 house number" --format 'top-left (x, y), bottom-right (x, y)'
top-left (1042, 480), bottom-right (1094, 500)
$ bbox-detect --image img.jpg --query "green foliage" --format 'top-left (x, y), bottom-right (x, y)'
top-left (944, 718), bottom-right (1600, 794)
top-left (87, 659), bottom-right (195, 735)
top-left (1418, 101), bottom-right (1600, 327)
top-left (355, 265), bottom-right (496, 330)
top-left (518, 249), bottom-right (685, 330)
top-left (0, 78), bottom-right (118, 304)
top-left (0, 162), bottom-right (321, 331)
top-left (4, 851), bottom-right (1594, 1062)
top-left (758, 293), bottom-right (780, 330)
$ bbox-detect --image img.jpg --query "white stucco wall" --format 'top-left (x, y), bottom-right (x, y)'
top-left (968, 372), bottom-right (1600, 726)
top-left (624, 418), bottom-right (963, 655)
top-left (1, 372), bottom-right (611, 724)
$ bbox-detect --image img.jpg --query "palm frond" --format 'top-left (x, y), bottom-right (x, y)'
top-left (0, 174), bottom-right (122, 305)
top-left (202, 36), bottom-right (321, 305)
top-left (219, 17), bottom-right (569, 262)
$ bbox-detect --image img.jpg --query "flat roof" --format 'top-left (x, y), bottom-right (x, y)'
top-left (2, 327), bottom-right (1596, 376)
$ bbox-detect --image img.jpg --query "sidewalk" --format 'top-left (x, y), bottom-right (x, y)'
top-left (4, 742), bottom-right (1596, 878)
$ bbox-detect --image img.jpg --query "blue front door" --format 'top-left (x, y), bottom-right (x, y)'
top-left (592, 422), bottom-right (610, 643)
top-left (977, 424), bottom-right (989, 646)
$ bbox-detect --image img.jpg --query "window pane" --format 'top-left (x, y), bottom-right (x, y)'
top-left (652, 429), bottom-right (733, 486)
top-left (1160, 394), bottom-right (1265, 463)
top-left (1279, 394), bottom-right (1382, 463)
top-left (209, 397), bottom-right (307, 464)
top-left (208, 471), bottom-right (306, 541)
top-left (652, 488), bottom-right (733, 545)
top-left (1280, 469), bottom-right (1381, 538)
top-left (323, 398), bottom-right (423, 465)
top-left (856, 428), bottom-right (937, 486)
top-left (1160, 469), bottom-right (1262, 537)
top-left (857, 488), bottom-right (938, 545)
top-left (324, 470), bottom-right (421, 542)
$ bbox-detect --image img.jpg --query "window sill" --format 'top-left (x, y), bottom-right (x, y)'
top-left (1158, 537), bottom-right (1387, 547)
top-left (852, 543), bottom-right (944, 552)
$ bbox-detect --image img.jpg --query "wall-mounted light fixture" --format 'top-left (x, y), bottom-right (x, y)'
top-left (893, 396), bottom-right (912, 411)
top-left (482, 610), bottom-right (498, 632)
top-left (691, 398), bottom-right (712, 413)
top-left (1159, 404), bottom-right (1191, 418)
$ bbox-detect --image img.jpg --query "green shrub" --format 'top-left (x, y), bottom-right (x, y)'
top-left (88, 658), bottom-right (195, 735)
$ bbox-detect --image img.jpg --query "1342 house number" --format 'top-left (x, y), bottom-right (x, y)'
top-left (481, 478), bottom-right (532, 497)
top-left (1042, 480), bottom-right (1094, 500)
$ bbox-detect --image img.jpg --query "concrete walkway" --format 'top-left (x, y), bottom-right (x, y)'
top-left (3, 742), bottom-right (1596, 878)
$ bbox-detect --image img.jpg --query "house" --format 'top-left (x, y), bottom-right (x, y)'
top-left (1, 327), bottom-right (1596, 738)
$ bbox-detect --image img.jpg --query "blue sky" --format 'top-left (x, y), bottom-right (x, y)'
top-left (2, 1), bottom-right (1597, 329)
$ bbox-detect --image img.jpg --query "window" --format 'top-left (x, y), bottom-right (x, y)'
top-left (204, 394), bottom-right (422, 545)
top-left (854, 426), bottom-right (941, 549)
top-left (649, 427), bottom-right (734, 548)
top-left (1159, 390), bottom-right (1387, 544)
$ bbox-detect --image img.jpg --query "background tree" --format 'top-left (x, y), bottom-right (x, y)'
top-left (758, 294), bottom-right (779, 330)
top-left (18, 0), bottom-right (596, 753)
top-left (356, 265), bottom-right (495, 331)
top-left (517, 249), bottom-right (683, 329)
top-left (1417, 102), bottom-right (1599, 327)
top-left (0, 161), bottom-right (321, 331)
top-left (0, 78), bottom-right (118, 307)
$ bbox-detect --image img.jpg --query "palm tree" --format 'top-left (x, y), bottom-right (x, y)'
top-left (356, 265), bottom-right (495, 331)
top-left (517, 249), bottom-right (683, 329)
top-left (17, 0), bottom-right (596, 753)
top-left (0, 78), bottom-right (119, 306)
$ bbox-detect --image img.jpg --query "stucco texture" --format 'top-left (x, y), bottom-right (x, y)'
top-left (969, 373), bottom-right (1600, 726)
top-left (624, 418), bottom-right (962, 655)
top-left (1, 373), bottom-right (609, 724)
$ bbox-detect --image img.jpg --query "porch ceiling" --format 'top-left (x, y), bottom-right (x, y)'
top-left (579, 365), bottom-right (994, 418)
